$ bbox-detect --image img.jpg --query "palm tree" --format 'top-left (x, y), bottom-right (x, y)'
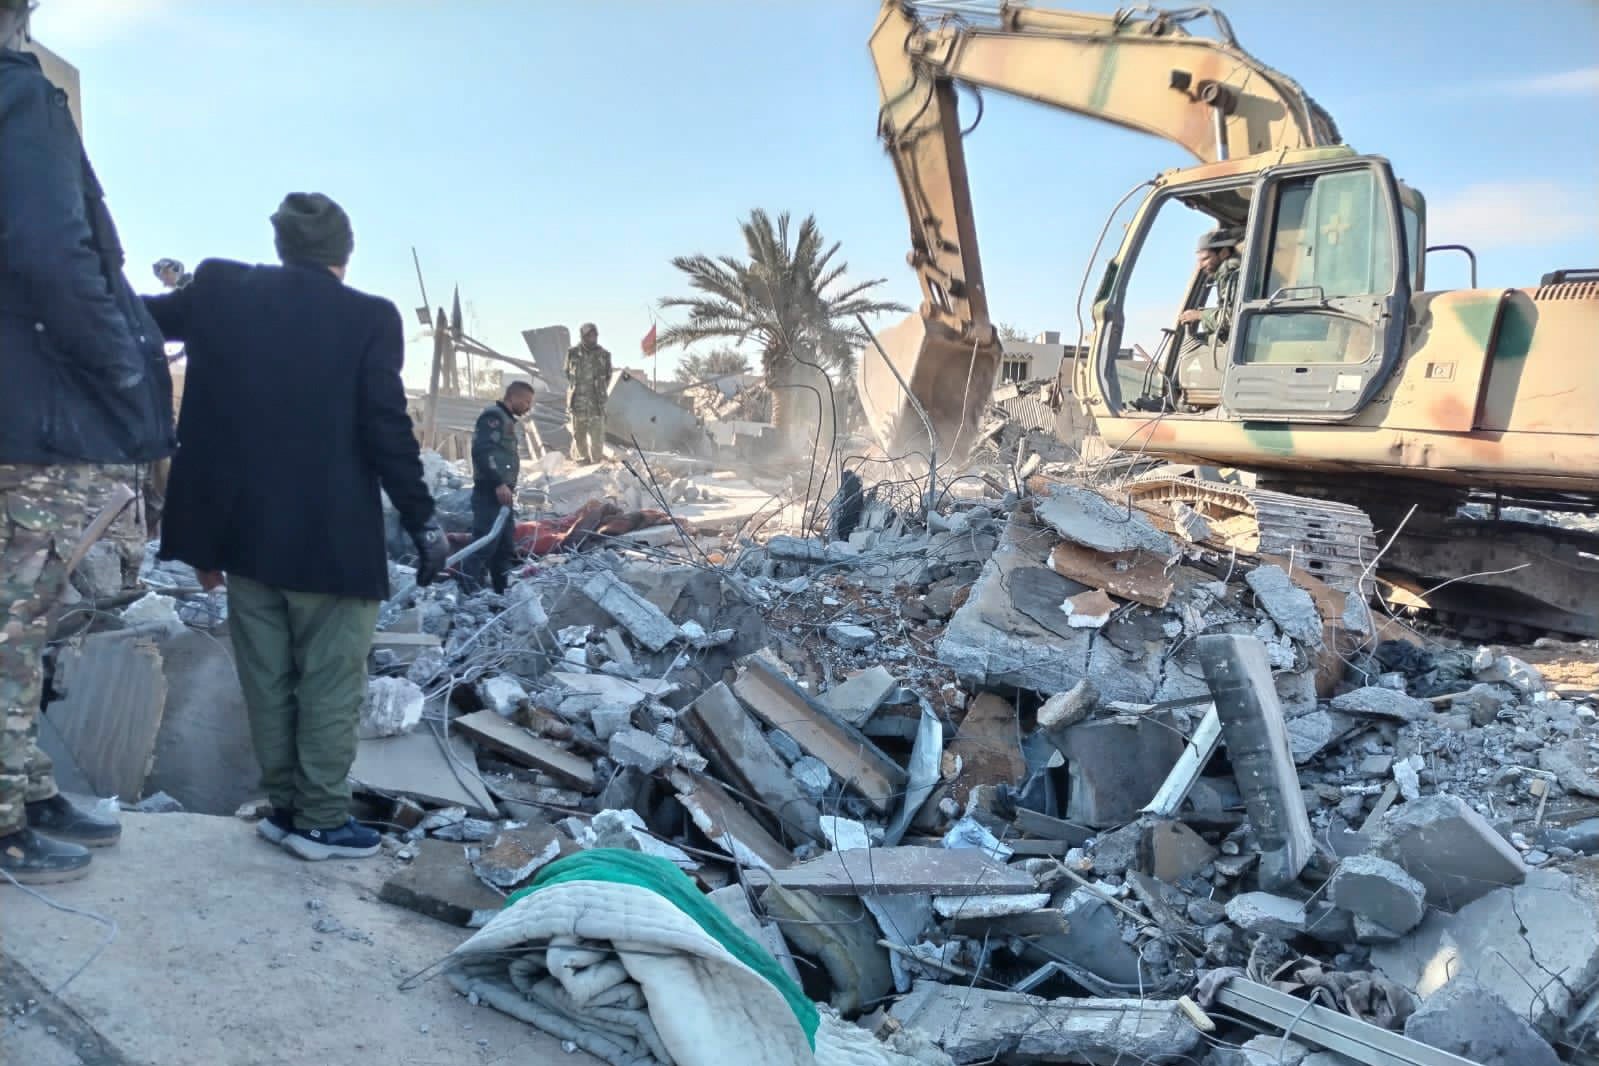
top-left (658, 210), bottom-right (906, 437)
top-left (673, 347), bottom-right (752, 385)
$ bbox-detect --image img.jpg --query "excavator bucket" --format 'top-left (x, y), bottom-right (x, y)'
top-left (856, 314), bottom-right (1003, 470)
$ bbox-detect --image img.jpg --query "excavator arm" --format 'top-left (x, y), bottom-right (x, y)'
top-left (860, 0), bottom-right (1341, 464)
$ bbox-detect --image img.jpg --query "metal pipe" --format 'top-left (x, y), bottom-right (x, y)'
top-left (1212, 106), bottom-right (1229, 160)
top-left (446, 506), bottom-right (512, 568)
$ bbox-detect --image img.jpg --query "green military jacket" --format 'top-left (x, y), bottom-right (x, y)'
top-left (1199, 257), bottom-right (1240, 339)
top-left (564, 343), bottom-right (612, 418)
top-left (471, 401), bottom-right (520, 488)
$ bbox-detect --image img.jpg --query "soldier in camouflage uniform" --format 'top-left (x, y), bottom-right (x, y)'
top-left (2, 0), bottom-right (176, 884)
top-left (564, 322), bottom-right (612, 464)
top-left (469, 381), bottom-right (534, 593)
top-left (1179, 227), bottom-right (1242, 339)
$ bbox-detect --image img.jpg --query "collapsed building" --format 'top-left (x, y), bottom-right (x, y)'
top-left (39, 364), bottom-right (1599, 1065)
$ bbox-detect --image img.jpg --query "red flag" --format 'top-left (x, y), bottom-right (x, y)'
top-left (641, 323), bottom-right (658, 358)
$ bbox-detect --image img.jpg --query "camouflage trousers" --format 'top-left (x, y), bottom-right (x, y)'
top-left (0, 464), bottom-right (96, 837)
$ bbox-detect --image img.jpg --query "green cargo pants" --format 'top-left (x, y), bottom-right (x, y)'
top-left (570, 413), bottom-right (605, 464)
top-left (226, 574), bottom-right (379, 830)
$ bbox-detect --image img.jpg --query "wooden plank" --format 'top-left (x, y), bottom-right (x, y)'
top-left (771, 846), bottom-right (1036, 897)
top-left (1049, 540), bottom-right (1173, 608)
top-left (733, 656), bottom-right (907, 814)
top-left (671, 769), bottom-right (793, 871)
top-left (680, 682), bottom-right (820, 844)
top-left (452, 709), bottom-right (595, 791)
top-left (48, 633), bottom-right (167, 802)
top-left (948, 693), bottom-right (1026, 805)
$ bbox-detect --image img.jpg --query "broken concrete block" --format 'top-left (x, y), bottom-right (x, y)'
top-left (1284, 709), bottom-right (1355, 764)
top-left (1061, 588), bottom-right (1116, 628)
top-left (1330, 686), bottom-right (1430, 722)
top-left (680, 681), bottom-right (820, 845)
top-left (121, 591), bottom-right (184, 636)
top-left (1197, 634), bottom-right (1314, 890)
top-left (1538, 737), bottom-right (1599, 798)
top-left (1036, 484), bottom-right (1175, 556)
top-left (359, 676), bottom-right (425, 739)
top-left (1240, 1035), bottom-right (1312, 1066)
top-left (1037, 678), bottom-right (1098, 740)
top-left (471, 824), bottom-right (565, 890)
top-left (931, 891), bottom-right (1050, 919)
top-left (819, 666), bottom-right (898, 728)
top-left (1327, 854), bottom-right (1425, 937)
top-left (825, 622), bottom-right (876, 650)
top-left (1225, 892), bottom-right (1309, 940)
top-left (1148, 819), bottom-right (1217, 882)
top-left (889, 982), bottom-right (1200, 1064)
top-left (1245, 565), bottom-right (1322, 646)
top-left (476, 675), bottom-right (527, 718)
top-left (1476, 653), bottom-right (1543, 696)
top-left (819, 816), bottom-right (872, 852)
top-left (1365, 793), bottom-right (1527, 911)
top-left (1054, 716), bottom-right (1184, 828)
top-left (589, 703), bottom-right (634, 741)
top-left (788, 755), bottom-right (832, 801)
top-left (765, 729), bottom-right (803, 765)
top-left (581, 570), bottom-right (679, 652)
top-left (762, 883), bottom-right (892, 1016)
top-left (608, 727), bottom-right (672, 774)
top-left (1402, 978), bottom-right (1562, 1066)
top-left (379, 838), bottom-right (504, 928)
top-left (1056, 888), bottom-right (1146, 984)
top-left (947, 692), bottom-right (1026, 806)
top-left (1372, 869), bottom-right (1599, 1031)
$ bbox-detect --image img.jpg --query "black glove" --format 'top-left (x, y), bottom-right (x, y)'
top-left (411, 519), bottom-right (449, 588)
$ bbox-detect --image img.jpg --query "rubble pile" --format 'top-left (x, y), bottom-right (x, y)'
top-left (219, 450), bottom-right (1599, 1064)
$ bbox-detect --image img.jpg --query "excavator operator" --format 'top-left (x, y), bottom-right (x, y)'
top-left (1178, 227), bottom-right (1243, 340)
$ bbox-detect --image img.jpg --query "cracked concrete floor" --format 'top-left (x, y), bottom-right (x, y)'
top-left (1, 812), bottom-right (602, 1066)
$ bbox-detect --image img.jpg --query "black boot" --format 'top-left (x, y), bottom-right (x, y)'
top-left (0, 828), bottom-right (92, 885)
top-left (24, 794), bottom-right (122, 848)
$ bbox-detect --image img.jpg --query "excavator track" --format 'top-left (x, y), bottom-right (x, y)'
top-left (1375, 518), bottom-right (1599, 640)
top-left (1124, 476), bottom-right (1378, 598)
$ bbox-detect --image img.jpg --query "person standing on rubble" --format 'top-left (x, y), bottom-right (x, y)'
top-left (143, 192), bottom-right (450, 863)
top-left (470, 381), bottom-right (535, 594)
top-left (0, 0), bottom-right (176, 884)
top-left (564, 322), bottom-right (612, 464)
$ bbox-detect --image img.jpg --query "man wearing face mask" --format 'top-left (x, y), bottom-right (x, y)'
top-left (0, 0), bottom-right (176, 884)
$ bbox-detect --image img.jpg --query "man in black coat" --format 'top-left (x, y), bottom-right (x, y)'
top-left (1, 0), bottom-right (174, 885)
top-left (469, 381), bottom-right (534, 594)
top-left (145, 192), bottom-right (448, 862)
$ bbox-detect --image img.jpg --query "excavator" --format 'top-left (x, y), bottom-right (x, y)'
top-left (861, 0), bottom-right (1599, 638)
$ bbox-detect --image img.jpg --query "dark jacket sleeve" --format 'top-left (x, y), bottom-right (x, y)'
top-left (359, 301), bottom-right (435, 535)
top-left (143, 277), bottom-right (195, 341)
top-left (0, 69), bottom-right (143, 385)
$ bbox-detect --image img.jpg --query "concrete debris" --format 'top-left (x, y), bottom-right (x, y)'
top-left (1372, 868), bottom-right (1599, 1031)
top-left (120, 591), bottom-right (185, 635)
top-left (1327, 854), bottom-right (1426, 939)
top-left (359, 676), bottom-right (427, 739)
top-left (1225, 891), bottom-right (1311, 940)
top-left (1061, 587), bottom-right (1116, 628)
top-left (820, 665), bottom-right (899, 728)
top-left (826, 622), bottom-right (878, 650)
top-left (581, 570), bottom-right (680, 651)
top-left (471, 823), bottom-right (566, 889)
top-left (762, 883), bottom-right (894, 1015)
top-left (380, 838), bottom-right (507, 929)
top-left (1245, 565), bottom-right (1323, 647)
top-left (1401, 978), bottom-right (1562, 1066)
top-left (1365, 793), bottom-right (1527, 910)
top-left (607, 727), bottom-right (673, 773)
top-left (476, 675), bottom-right (527, 717)
top-left (1330, 686), bottom-right (1431, 722)
top-left (1036, 483), bottom-right (1176, 557)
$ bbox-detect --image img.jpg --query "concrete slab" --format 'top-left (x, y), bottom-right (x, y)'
top-left (1365, 793), bottom-right (1527, 911)
top-left (1371, 868), bottom-right (1599, 1031)
top-left (0, 813), bottom-right (598, 1066)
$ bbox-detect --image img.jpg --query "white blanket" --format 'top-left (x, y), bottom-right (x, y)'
top-left (445, 878), bottom-right (947, 1066)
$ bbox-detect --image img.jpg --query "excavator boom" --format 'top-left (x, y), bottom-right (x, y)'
top-left (861, 0), bottom-right (1340, 463)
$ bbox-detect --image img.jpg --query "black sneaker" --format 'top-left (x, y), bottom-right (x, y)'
top-left (0, 828), bottom-right (92, 885)
top-left (282, 818), bottom-right (381, 861)
top-left (24, 794), bottom-right (121, 848)
top-left (255, 808), bottom-right (294, 845)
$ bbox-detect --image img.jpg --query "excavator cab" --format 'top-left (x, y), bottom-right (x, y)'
top-left (1099, 151), bottom-right (1414, 422)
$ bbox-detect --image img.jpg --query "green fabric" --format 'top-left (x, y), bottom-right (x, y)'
top-left (508, 849), bottom-right (819, 1048)
top-left (227, 573), bottom-right (379, 827)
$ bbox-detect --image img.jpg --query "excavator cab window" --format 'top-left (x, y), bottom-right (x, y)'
top-left (1221, 157), bottom-right (1411, 422)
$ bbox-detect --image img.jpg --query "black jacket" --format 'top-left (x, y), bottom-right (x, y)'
top-left (0, 50), bottom-right (174, 465)
top-left (471, 401), bottom-right (521, 490)
top-left (145, 259), bottom-right (435, 600)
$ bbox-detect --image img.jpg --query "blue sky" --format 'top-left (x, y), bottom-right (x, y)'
top-left (35, 0), bottom-right (1599, 387)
